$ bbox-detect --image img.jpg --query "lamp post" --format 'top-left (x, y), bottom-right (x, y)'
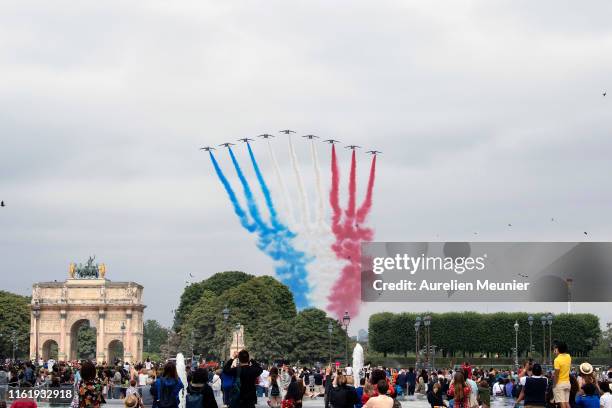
top-left (342, 312), bottom-right (351, 367)
top-left (414, 317), bottom-right (422, 369)
top-left (33, 302), bottom-right (41, 362)
top-left (514, 321), bottom-right (519, 369)
top-left (547, 314), bottom-right (554, 363)
top-left (222, 306), bottom-right (230, 361)
top-left (166, 329), bottom-right (171, 361)
top-left (541, 315), bottom-right (547, 364)
top-left (328, 322), bottom-right (333, 366)
top-left (423, 315), bottom-right (431, 370)
top-left (147, 339), bottom-right (151, 355)
top-left (528, 315), bottom-right (534, 358)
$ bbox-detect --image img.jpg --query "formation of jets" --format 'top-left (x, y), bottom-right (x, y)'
top-left (200, 130), bottom-right (381, 155)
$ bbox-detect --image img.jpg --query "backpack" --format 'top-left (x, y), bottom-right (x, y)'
top-left (186, 388), bottom-right (203, 408)
top-left (157, 379), bottom-right (176, 408)
top-left (229, 366), bottom-right (241, 408)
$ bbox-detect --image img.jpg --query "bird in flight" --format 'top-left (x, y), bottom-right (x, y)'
top-left (279, 129), bottom-right (296, 135)
top-left (0, 201), bottom-right (4, 207)
top-left (604, 91), bottom-right (607, 97)
top-left (323, 139), bottom-right (340, 144)
top-left (199, 146), bottom-right (215, 151)
top-left (366, 150), bottom-right (382, 155)
top-left (258, 134), bottom-right (274, 139)
top-left (584, 231), bottom-right (588, 235)
top-left (237, 138), bottom-right (254, 143)
top-left (551, 217), bottom-right (555, 222)
top-left (508, 223), bottom-right (512, 227)
top-left (189, 273), bottom-right (194, 278)
top-left (345, 145), bottom-right (361, 150)
top-left (218, 142), bottom-right (235, 148)
top-left (302, 134), bottom-right (319, 140)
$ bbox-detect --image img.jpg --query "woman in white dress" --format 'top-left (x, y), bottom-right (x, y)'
top-left (211, 369), bottom-right (222, 398)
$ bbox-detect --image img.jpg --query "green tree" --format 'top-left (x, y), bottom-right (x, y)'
top-left (143, 320), bottom-right (169, 355)
top-left (183, 291), bottom-right (219, 358)
top-left (76, 322), bottom-right (97, 360)
top-left (368, 312), bottom-right (396, 357)
top-left (368, 311), bottom-right (601, 359)
top-left (249, 313), bottom-right (293, 363)
top-left (289, 308), bottom-right (350, 364)
top-left (174, 271), bottom-right (254, 330)
top-left (0, 291), bottom-right (31, 359)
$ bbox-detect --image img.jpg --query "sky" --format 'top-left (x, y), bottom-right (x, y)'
top-left (1, 1), bottom-right (612, 334)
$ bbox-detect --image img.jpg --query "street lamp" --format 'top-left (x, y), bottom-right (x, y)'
top-left (540, 315), bottom-right (547, 364)
top-left (514, 321), bottom-right (519, 369)
top-left (222, 306), bottom-right (230, 361)
top-left (527, 315), bottom-right (534, 358)
top-left (414, 317), bottom-right (422, 369)
top-left (328, 322), bottom-right (333, 366)
top-left (147, 339), bottom-right (151, 355)
top-left (423, 315), bottom-right (431, 369)
top-left (342, 311), bottom-right (351, 367)
top-left (33, 302), bottom-right (41, 362)
top-left (547, 314), bottom-right (554, 363)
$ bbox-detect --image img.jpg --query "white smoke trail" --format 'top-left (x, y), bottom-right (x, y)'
top-left (287, 134), bottom-right (312, 228)
top-left (266, 138), bottom-right (295, 225)
top-left (310, 139), bottom-right (326, 226)
top-left (305, 139), bottom-right (344, 309)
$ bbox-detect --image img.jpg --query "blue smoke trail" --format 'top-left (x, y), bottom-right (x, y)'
top-left (208, 151), bottom-right (257, 232)
top-left (224, 145), bottom-right (311, 308)
top-left (228, 147), bottom-right (270, 232)
top-left (246, 143), bottom-right (282, 230)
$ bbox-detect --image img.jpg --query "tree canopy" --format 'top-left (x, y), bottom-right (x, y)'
top-left (368, 311), bottom-right (601, 358)
top-left (174, 271), bottom-right (254, 330)
top-left (0, 291), bottom-right (31, 359)
top-left (175, 272), bottom-right (350, 364)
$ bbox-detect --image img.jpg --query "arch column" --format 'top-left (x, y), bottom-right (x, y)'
top-left (59, 310), bottom-right (67, 360)
top-left (125, 309), bottom-right (133, 362)
top-left (97, 309), bottom-right (106, 363)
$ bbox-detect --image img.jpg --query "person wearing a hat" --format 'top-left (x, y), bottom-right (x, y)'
top-left (553, 342), bottom-right (572, 408)
top-left (577, 363), bottom-right (601, 396)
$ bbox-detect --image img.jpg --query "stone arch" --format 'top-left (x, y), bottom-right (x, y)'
top-left (107, 339), bottom-right (124, 363)
top-left (42, 339), bottom-right (59, 360)
top-left (69, 318), bottom-right (97, 361)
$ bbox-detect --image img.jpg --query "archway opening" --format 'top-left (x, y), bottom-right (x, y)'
top-left (42, 339), bottom-right (59, 360)
top-left (108, 340), bottom-right (124, 364)
top-left (70, 319), bottom-right (97, 360)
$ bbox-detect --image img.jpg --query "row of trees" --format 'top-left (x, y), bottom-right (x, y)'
top-left (369, 312), bottom-right (600, 358)
top-left (173, 271), bottom-right (351, 364)
top-left (0, 291), bottom-right (31, 359)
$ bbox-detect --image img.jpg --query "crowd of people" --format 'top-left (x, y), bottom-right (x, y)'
top-left (2, 341), bottom-right (612, 408)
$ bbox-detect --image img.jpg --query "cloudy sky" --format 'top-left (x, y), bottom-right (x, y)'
top-left (1, 1), bottom-right (611, 333)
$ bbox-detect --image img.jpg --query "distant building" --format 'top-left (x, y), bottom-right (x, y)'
top-left (358, 329), bottom-right (368, 343)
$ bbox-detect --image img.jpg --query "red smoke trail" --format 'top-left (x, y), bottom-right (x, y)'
top-left (327, 150), bottom-right (378, 319)
top-left (356, 155), bottom-right (377, 224)
top-left (330, 144), bottom-right (342, 229)
top-left (346, 150), bottom-right (357, 219)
